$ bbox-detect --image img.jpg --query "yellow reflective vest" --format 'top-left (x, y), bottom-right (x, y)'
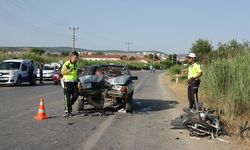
top-left (188, 62), bottom-right (202, 79)
top-left (62, 60), bottom-right (79, 81)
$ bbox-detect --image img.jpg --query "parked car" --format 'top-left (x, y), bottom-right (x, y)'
top-left (0, 59), bottom-right (37, 86)
top-left (53, 68), bottom-right (63, 85)
top-left (37, 63), bottom-right (60, 80)
top-left (53, 65), bottom-right (88, 86)
top-left (77, 65), bottom-right (138, 113)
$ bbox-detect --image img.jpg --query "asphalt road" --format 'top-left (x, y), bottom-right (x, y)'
top-left (0, 71), bottom-right (238, 150)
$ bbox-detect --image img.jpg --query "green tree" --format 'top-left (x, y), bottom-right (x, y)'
top-left (168, 54), bottom-right (177, 64)
top-left (96, 51), bottom-right (104, 55)
top-left (30, 48), bottom-right (45, 55)
top-left (215, 39), bottom-right (246, 60)
top-left (191, 39), bottom-right (212, 63)
top-left (228, 39), bottom-right (243, 50)
top-left (148, 54), bottom-right (159, 60)
top-left (128, 56), bottom-right (136, 61)
top-left (61, 51), bottom-right (70, 56)
top-left (160, 60), bottom-right (173, 69)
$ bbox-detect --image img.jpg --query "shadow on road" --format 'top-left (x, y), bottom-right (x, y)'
top-left (134, 98), bottom-right (178, 112)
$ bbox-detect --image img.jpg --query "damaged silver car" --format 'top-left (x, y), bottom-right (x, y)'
top-left (77, 65), bottom-right (138, 113)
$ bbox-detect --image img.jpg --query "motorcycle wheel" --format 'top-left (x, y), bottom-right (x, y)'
top-left (183, 118), bottom-right (213, 137)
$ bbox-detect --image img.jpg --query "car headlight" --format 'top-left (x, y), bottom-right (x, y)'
top-left (82, 83), bottom-right (92, 89)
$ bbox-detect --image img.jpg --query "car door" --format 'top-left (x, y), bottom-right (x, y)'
top-left (20, 62), bottom-right (29, 81)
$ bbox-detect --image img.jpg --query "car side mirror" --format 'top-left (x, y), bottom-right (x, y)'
top-left (131, 76), bottom-right (138, 80)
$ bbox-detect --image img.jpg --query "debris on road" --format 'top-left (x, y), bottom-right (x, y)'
top-left (118, 108), bottom-right (126, 113)
top-left (190, 136), bottom-right (200, 140)
top-left (216, 138), bottom-right (229, 144)
top-left (240, 121), bottom-right (250, 141)
top-left (67, 122), bottom-right (74, 126)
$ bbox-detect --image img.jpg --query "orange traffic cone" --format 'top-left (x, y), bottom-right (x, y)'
top-left (34, 97), bottom-right (48, 120)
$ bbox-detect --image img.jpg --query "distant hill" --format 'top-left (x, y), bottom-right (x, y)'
top-left (0, 46), bottom-right (166, 55)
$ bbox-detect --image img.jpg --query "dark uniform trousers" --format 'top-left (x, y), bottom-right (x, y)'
top-left (64, 82), bottom-right (78, 113)
top-left (187, 79), bottom-right (200, 109)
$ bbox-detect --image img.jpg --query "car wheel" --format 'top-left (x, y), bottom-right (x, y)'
top-left (77, 97), bottom-right (84, 111)
top-left (15, 77), bottom-right (21, 86)
top-left (125, 92), bottom-right (134, 113)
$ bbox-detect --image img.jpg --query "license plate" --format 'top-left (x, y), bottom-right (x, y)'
top-left (44, 74), bottom-right (51, 77)
top-left (0, 77), bottom-right (8, 80)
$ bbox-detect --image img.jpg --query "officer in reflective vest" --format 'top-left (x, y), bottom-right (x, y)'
top-left (61, 51), bottom-right (79, 117)
top-left (187, 53), bottom-right (202, 110)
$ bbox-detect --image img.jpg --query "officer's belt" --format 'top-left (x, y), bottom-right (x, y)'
top-left (64, 80), bottom-right (78, 82)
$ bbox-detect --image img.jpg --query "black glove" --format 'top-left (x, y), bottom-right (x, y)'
top-left (66, 64), bottom-right (71, 70)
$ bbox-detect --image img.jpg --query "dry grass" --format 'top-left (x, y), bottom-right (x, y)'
top-left (162, 74), bottom-right (188, 106)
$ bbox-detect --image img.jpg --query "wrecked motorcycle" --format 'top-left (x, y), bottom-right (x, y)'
top-left (171, 103), bottom-right (225, 138)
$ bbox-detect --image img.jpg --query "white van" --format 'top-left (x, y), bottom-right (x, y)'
top-left (0, 59), bottom-right (37, 86)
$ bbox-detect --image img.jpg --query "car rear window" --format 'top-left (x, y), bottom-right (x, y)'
top-left (43, 66), bottom-right (55, 70)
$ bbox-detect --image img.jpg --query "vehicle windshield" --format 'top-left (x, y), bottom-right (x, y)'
top-left (94, 66), bottom-right (129, 77)
top-left (43, 66), bottom-right (55, 70)
top-left (0, 62), bottom-right (21, 70)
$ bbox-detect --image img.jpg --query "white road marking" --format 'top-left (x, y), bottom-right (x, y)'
top-left (80, 115), bottom-right (115, 150)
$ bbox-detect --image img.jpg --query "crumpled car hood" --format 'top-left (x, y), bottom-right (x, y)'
top-left (79, 75), bottom-right (130, 85)
top-left (79, 75), bottom-right (104, 83)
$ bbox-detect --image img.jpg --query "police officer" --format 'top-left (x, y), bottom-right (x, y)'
top-left (187, 53), bottom-right (202, 110)
top-left (29, 60), bottom-right (35, 85)
top-left (39, 62), bottom-right (44, 84)
top-left (61, 51), bottom-right (79, 117)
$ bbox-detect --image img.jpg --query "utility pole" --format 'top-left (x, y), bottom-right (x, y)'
top-left (152, 50), bottom-right (156, 73)
top-left (125, 42), bottom-right (132, 60)
top-left (69, 27), bottom-right (79, 52)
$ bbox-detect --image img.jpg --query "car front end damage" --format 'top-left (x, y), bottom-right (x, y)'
top-left (78, 74), bottom-right (136, 112)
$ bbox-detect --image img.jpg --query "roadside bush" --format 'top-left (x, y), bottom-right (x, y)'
top-left (201, 51), bottom-right (250, 118)
top-left (169, 64), bottom-right (181, 75)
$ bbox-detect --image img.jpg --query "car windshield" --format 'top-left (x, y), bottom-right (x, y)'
top-left (43, 66), bottom-right (55, 70)
top-left (94, 66), bottom-right (128, 77)
top-left (0, 62), bottom-right (21, 70)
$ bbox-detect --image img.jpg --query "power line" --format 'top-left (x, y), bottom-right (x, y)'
top-left (125, 42), bottom-right (132, 60)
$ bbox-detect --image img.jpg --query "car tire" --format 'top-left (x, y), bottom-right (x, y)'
top-left (77, 97), bottom-right (84, 111)
top-left (15, 77), bottom-right (22, 86)
top-left (125, 92), bottom-right (134, 113)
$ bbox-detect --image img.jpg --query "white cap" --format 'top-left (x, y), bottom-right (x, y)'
top-left (188, 53), bottom-right (196, 58)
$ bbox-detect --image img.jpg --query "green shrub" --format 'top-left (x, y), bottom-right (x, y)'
top-left (169, 65), bottom-right (181, 75)
top-left (202, 51), bottom-right (250, 118)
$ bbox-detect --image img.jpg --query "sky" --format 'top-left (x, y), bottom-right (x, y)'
top-left (0, 0), bottom-right (249, 54)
